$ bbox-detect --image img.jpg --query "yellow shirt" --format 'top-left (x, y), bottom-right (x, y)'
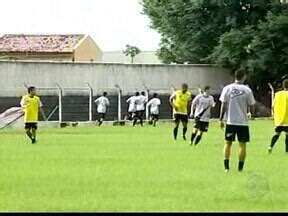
top-left (20, 95), bottom-right (43, 123)
top-left (172, 90), bottom-right (192, 115)
top-left (273, 90), bottom-right (288, 126)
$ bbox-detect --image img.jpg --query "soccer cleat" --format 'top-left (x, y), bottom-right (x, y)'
top-left (183, 135), bottom-right (186, 141)
top-left (31, 139), bottom-right (37, 144)
top-left (268, 147), bottom-right (272, 154)
top-left (225, 169), bottom-right (229, 173)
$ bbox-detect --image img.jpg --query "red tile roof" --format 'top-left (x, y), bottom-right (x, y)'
top-left (0, 34), bottom-right (85, 53)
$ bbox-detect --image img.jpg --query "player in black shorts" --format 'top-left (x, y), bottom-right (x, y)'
top-left (268, 79), bottom-right (288, 153)
top-left (219, 69), bottom-right (256, 172)
top-left (169, 84), bottom-right (192, 141)
top-left (190, 86), bottom-right (215, 146)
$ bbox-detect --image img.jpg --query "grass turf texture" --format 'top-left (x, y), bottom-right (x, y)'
top-left (0, 120), bottom-right (287, 212)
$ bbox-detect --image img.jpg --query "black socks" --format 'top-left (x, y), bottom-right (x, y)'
top-left (195, 135), bottom-right (202, 146)
top-left (224, 159), bottom-right (229, 170)
top-left (270, 134), bottom-right (280, 148)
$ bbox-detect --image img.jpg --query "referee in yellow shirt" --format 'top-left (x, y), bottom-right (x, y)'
top-left (268, 79), bottom-right (288, 153)
top-left (169, 83), bottom-right (192, 141)
top-left (20, 87), bottom-right (46, 144)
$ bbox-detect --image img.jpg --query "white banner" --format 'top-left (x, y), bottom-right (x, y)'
top-left (0, 107), bottom-right (24, 129)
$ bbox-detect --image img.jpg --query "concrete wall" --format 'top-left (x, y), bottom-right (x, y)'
top-left (0, 61), bottom-right (232, 97)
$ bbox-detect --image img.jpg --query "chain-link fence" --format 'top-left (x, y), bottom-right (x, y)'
top-left (0, 84), bottom-right (273, 124)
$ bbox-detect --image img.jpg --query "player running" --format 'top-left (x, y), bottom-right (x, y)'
top-left (147, 93), bottom-right (161, 127)
top-left (20, 86), bottom-right (46, 144)
top-left (125, 92), bottom-right (139, 121)
top-left (219, 69), bottom-right (256, 172)
top-left (133, 91), bottom-right (148, 127)
top-left (190, 86), bottom-right (216, 146)
top-left (268, 79), bottom-right (288, 153)
top-left (94, 92), bottom-right (110, 126)
top-left (169, 83), bottom-right (192, 141)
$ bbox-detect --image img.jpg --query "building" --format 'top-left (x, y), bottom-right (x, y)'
top-left (0, 34), bottom-right (102, 62)
top-left (102, 51), bottom-right (162, 64)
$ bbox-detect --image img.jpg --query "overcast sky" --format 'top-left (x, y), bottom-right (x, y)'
top-left (0, 0), bottom-right (161, 51)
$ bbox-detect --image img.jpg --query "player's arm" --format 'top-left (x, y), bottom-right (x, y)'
top-left (94, 98), bottom-right (99, 105)
top-left (106, 99), bottom-right (110, 107)
top-left (39, 100), bottom-right (47, 121)
top-left (169, 92), bottom-right (177, 110)
top-left (219, 102), bottom-right (227, 130)
top-left (20, 96), bottom-right (27, 108)
top-left (219, 87), bottom-right (228, 130)
top-left (247, 89), bottom-right (256, 119)
top-left (190, 98), bottom-right (197, 118)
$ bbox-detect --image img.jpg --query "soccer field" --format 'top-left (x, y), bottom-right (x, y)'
top-left (0, 120), bottom-right (287, 212)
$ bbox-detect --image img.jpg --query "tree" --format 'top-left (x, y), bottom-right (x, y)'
top-left (247, 13), bottom-right (288, 88)
top-left (208, 12), bottom-right (288, 88)
top-left (123, 45), bottom-right (141, 64)
top-left (142, 0), bottom-right (281, 64)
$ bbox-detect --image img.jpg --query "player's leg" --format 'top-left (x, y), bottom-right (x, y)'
top-left (224, 141), bottom-right (233, 172)
top-left (195, 131), bottom-right (204, 146)
top-left (133, 111), bottom-right (139, 126)
top-left (285, 130), bottom-right (288, 153)
top-left (31, 124), bottom-right (38, 144)
top-left (237, 126), bottom-right (250, 171)
top-left (153, 115), bottom-right (159, 127)
top-left (268, 127), bottom-right (282, 153)
top-left (238, 142), bottom-right (246, 171)
top-left (181, 117), bottom-right (188, 141)
top-left (191, 126), bottom-right (198, 145)
top-left (139, 111), bottom-right (144, 127)
top-left (98, 113), bottom-right (105, 126)
top-left (224, 125), bottom-right (235, 172)
top-left (25, 124), bottom-right (33, 141)
top-left (173, 115), bottom-right (180, 140)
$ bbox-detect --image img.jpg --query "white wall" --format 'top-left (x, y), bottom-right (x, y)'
top-left (0, 61), bottom-right (232, 96)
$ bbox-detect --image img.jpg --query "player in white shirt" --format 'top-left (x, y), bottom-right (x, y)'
top-left (125, 92), bottom-right (139, 121)
top-left (133, 91), bottom-right (148, 127)
top-left (94, 92), bottom-right (110, 126)
top-left (219, 69), bottom-right (256, 172)
top-left (147, 93), bottom-right (161, 127)
top-left (190, 86), bottom-right (215, 146)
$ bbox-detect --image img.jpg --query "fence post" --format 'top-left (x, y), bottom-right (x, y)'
top-left (86, 83), bottom-right (93, 122)
top-left (268, 83), bottom-right (274, 117)
top-left (56, 83), bottom-right (63, 123)
top-left (115, 85), bottom-right (122, 121)
top-left (145, 89), bottom-right (149, 121)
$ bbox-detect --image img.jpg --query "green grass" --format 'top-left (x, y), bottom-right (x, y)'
top-left (0, 120), bottom-right (287, 212)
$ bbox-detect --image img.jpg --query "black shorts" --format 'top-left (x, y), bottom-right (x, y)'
top-left (136, 110), bottom-right (145, 119)
top-left (98, 113), bottom-right (106, 119)
top-left (194, 119), bottom-right (209, 132)
top-left (174, 114), bottom-right (188, 124)
top-left (225, 125), bottom-right (250, 143)
top-left (275, 126), bottom-right (288, 133)
top-left (25, 123), bottom-right (38, 130)
top-left (151, 114), bottom-right (159, 120)
top-left (127, 112), bottom-right (134, 121)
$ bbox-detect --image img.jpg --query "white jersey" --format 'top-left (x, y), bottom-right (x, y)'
top-left (147, 98), bottom-right (161, 115)
top-left (94, 96), bottom-right (110, 113)
top-left (135, 95), bottom-right (148, 111)
top-left (192, 94), bottom-right (215, 122)
top-left (127, 96), bottom-right (137, 113)
top-left (220, 83), bottom-right (256, 126)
